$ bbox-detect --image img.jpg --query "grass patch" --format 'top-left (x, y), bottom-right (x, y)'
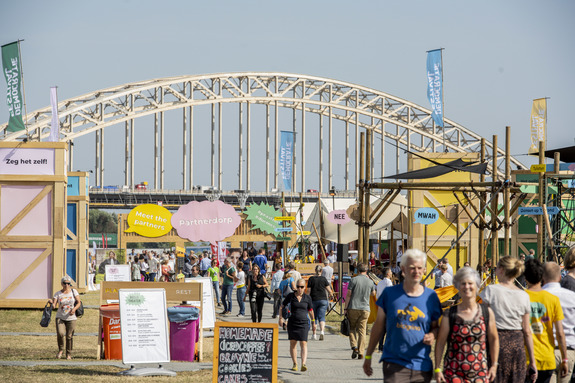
top-left (0, 365), bottom-right (213, 383)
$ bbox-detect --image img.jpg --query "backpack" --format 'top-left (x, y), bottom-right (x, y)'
top-left (448, 303), bottom-right (491, 364)
top-left (282, 277), bottom-right (294, 298)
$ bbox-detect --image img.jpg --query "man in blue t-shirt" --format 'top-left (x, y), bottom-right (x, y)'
top-left (362, 248), bottom-right (442, 383)
top-left (253, 248), bottom-right (268, 276)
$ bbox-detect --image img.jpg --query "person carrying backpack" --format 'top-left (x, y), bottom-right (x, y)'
top-left (435, 267), bottom-right (499, 383)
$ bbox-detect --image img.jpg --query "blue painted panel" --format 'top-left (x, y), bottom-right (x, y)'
top-left (67, 203), bottom-right (77, 239)
top-left (66, 249), bottom-right (77, 281)
top-left (67, 176), bottom-right (80, 196)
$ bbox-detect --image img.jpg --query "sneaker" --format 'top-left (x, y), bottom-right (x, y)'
top-left (237, 314), bottom-right (245, 318)
top-left (319, 333), bottom-right (324, 341)
top-left (351, 348), bottom-right (358, 359)
top-left (358, 354), bottom-right (363, 360)
top-left (291, 363), bottom-right (298, 371)
top-left (313, 334), bottom-right (318, 341)
top-left (301, 364), bottom-right (308, 372)
top-left (272, 315), bottom-right (277, 319)
top-left (217, 303), bottom-right (221, 307)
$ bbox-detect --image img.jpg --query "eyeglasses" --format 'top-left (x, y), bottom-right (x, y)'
top-left (296, 286), bottom-right (305, 289)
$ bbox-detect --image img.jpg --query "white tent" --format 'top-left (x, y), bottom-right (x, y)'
top-left (304, 194), bottom-right (408, 244)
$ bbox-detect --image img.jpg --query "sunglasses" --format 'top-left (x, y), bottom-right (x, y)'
top-left (296, 286), bottom-right (305, 289)
top-left (62, 282), bottom-right (71, 285)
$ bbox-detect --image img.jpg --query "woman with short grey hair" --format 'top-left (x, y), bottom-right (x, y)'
top-left (452, 266), bottom-right (481, 290)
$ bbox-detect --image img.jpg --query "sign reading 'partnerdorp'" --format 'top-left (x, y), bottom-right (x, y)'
top-left (213, 322), bottom-right (278, 383)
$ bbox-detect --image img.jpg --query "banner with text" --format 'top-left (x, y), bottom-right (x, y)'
top-left (528, 98), bottom-right (546, 155)
top-left (1, 42), bottom-right (25, 133)
top-left (279, 131), bottom-right (294, 191)
top-left (426, 49), bottom-right (443, 127)
top-left (0, 147), bottom-right (55, 175)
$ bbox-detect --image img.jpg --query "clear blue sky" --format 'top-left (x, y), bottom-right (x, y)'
top-left (1, 0), bottom-right (573, 189)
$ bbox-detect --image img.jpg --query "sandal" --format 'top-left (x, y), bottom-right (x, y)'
top-left (56, 351), bottom-right (63, 359)
top-left (291, 363), bottom-right (298, 371)
top-left (66, 355), bottom-right (72, 360)
top-left (301, 364), bottom-right (308, 372)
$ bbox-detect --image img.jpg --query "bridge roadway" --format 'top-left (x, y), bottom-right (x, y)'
top-left (88, 189), bottom-right (358, 209)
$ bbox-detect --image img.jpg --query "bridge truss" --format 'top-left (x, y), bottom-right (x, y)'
top-left (1, 73), bottom-right (526, 192)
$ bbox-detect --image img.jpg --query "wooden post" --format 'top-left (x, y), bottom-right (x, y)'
top-left (456, 204), bottom-right (461, 270)
top-left (537, 141), bottom-right (545, 261)
top-left (479, 139), bottom-right (486, 267)
top-left (491, 135), bottom-right (499, 266)
top-left (357, 132), bottom-right (365, 264)
top-left (504, 126), bottom-right (511, 257)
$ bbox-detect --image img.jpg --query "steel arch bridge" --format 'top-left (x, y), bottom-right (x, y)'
top-left (1, 72), bottom-right (526, 192)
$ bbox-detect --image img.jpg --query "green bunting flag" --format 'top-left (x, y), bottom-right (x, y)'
top-left (1, 41), bottom-right (25, 133)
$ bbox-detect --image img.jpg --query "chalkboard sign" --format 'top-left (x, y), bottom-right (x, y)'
top-left (213, 322), bottom-right (278, 383)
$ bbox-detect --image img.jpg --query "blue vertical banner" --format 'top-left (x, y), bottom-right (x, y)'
top-left (279, 130), bottom-right (294, 191)
top-left (426, 49), bottom-right (443, 127)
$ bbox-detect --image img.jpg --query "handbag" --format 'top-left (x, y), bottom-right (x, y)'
top-left (75, 300), bottom-right (84, 318)
top-left (340, 316), bottom-right (350, 336)
top-left (40, 303), bottom-right (53, 327)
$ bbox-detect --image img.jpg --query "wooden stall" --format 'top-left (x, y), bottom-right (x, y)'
top-left (0, 142), bottom-right (68, 308)
top-left (65, 171), bottom-right (90, 292)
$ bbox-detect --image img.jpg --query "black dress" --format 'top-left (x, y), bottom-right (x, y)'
top-left (248, 272), bottom-right (266, 322)
top-left (282, 292), bottom-right (313, 341)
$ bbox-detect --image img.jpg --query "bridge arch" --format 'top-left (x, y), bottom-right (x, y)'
top-left (1, 73), bottom-right (525, 192)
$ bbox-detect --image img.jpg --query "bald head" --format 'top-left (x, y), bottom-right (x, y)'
top-left (543, 262), bottom-right (561, 284)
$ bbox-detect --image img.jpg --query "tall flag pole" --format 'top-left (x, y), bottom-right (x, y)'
top-left (1, 40), bottom-right (28, 135)
top-left (426, 48), bottom-right (445, 149)
top-left (49, 86), bottom-right (60, 142)
top-left (528, 98), bottom-right (548, 155)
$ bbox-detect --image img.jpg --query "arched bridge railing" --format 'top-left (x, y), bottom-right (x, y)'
top-left (1, 73), bottom-right (525, 192)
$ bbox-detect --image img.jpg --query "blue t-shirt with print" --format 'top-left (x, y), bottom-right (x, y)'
top-left (376, 284), bottom-right (442, 372)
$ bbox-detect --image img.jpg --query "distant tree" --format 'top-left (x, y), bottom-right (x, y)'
top-left (89, 209), bottom-right (118, 234)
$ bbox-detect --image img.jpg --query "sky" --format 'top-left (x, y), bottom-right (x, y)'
top-left (1, 0), bottom-right (574, 191)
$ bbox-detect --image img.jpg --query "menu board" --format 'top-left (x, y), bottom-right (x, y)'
top-left (213, 322), bottom-right (278, 383)
top-left (119, 289), bottom-right (170, 364)
top-left (105, 264), bottom-right (131, 282)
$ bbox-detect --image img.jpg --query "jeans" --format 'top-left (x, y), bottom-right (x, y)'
top-left (148, 273), bottom-right (156, 282)
top-left (221, 284), bottom-right (233, 312)
top-left (272, 289), bottom-right (282, 317)
top-left (212, 280), bottom-right (221, 304)
top-left (236, 285), bottom-right (246, 315)
top-left (312, 300), bottom-right (329, 322)
top-left (56, 318), bottom-right (76, 357)
top-left (249, 291), bottom-right (265, 322)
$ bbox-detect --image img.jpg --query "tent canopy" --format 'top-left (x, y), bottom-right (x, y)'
top-left (304, 194), bottom-right (408, 244)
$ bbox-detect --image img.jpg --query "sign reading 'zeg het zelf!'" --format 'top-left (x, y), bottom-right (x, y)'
top-left (0, 148), bottom-right (55, 175)
top-left (125, 204), bottom-right (173, 237)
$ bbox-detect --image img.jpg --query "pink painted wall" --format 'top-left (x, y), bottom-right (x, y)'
top-left (0, 185), bottom-right (51, 235)
top-left (0, 248), bottom-right (52, 299)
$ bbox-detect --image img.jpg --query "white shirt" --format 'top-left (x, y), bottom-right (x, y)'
top-left (543, 281), bottom-right (575, 348)
top-left (236, 270), bottom-right (246, 287)
top-left (376, 277), bottom-right (393, 299)
top-left (445, 263), bottom-right (454, 277)
top-left (321, 265), bottom-right (334, 281)
top-left (440, 272), bottom-right (453, 287)
top-left (396, 250), bottom-right (403, 264)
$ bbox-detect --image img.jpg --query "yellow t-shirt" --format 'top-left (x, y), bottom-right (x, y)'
top-left (525, 289), bottom-right (564, 371)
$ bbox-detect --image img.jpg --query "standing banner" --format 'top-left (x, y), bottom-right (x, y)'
top-left (1, 42), bottom-right (25, 133)
top-left (184, 277), bottom-right (216, 329)
top-left (426, 49), bottom-right (444, 127)
top-left (49, 86), bottom-right (59, 142)
top-left (279, 131), bottom-right (294, 191)
top-left (528, 98), bottom-right (547, 154)
top-left (119, 289), bottom-right (170, 364)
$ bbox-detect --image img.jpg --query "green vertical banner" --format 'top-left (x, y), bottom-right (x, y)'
top-left (1, 41), bottom-right (25, 133)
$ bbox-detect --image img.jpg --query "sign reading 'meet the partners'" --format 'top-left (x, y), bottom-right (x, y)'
top-left (213, 322), bottom-right (278, 383)
top-left (0, 147), bottom-right (55, 175)
top-left (171, 200), bottom-right (241, 244)
top-left (125, 204), bottom-right (173, 237)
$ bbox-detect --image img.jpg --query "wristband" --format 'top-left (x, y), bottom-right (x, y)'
top-left (564, 359), bottom-right (569, 363)
top-left (434, 368), bottom-right (441, 373)
top-left (364, 355), bottom-right (372, 360)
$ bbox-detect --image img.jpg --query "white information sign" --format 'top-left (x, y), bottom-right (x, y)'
top-left (0, 148), bottom-right (55, 175)
top-left (184, 277), bottom-right (215, 329)
top-left (105, 264), bottom-right (131, 281)
top-left (119, 289), bottom-right (170, 364)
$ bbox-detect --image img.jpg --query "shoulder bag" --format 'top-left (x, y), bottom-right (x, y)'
top-left (40, 302), bottom-right (53, 327)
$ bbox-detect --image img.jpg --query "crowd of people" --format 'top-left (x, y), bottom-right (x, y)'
top-left (84, 243), bottom-right (575, 383)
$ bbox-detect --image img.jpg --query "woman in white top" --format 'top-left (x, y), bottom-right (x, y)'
top-left (479, 256), bottom-right (537, 383)
top-left (47, 276), bottom-right (81, 359)
top-left (235, 261), bottom-right (247, 317)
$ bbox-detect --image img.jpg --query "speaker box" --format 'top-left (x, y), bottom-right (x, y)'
top-left (337, 244), bottom-right (349, 262)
